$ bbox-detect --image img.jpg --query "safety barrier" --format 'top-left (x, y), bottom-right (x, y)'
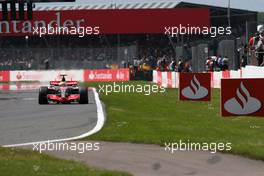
top-left (153, 66), bottom-right (264, 88)
top-left (1, 66), bottom-right (264, 90)
top-left (0, 68), bottom-right (130, 82)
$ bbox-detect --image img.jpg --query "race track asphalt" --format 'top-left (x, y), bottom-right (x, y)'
top-left (0, 90), bottom-right (97, 146)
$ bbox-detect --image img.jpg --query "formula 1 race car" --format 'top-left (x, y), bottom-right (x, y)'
top-left (38, 75), bottom-right (88, 104)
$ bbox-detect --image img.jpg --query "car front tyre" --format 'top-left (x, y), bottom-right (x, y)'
top-left (79, 87), bottom-right (88, 104)
top-left (39, 86), bottom-right (48, 104)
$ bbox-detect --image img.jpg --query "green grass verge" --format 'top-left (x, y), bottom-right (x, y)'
top-left (0, 147), bottom-right (131, 176)
top-left (84, 81), bottom-right (264, 160)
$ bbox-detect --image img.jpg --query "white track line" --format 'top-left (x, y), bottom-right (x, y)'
top-left (3, 88), bottom-right (105, 148)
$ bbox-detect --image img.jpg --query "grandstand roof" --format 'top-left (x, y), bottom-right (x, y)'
top-left (34, 1), bottom-right (178, 11)
top-left (0, 0), bottom-right (260, 12)
top-left (33, 0), bottom-right (262, 12)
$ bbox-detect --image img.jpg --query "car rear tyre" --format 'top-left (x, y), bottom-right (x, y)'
top-left (39, 86), bottom-right (48, 104)
top-left (79, 87), bottom-right (88, 104)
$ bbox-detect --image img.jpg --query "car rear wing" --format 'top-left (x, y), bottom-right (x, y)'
top-left (66, 81), bottom-right (78, 86)
top-left (50, 81), bottom-right (60, 86)
top-left (50, 81), bottom-right (78, 86)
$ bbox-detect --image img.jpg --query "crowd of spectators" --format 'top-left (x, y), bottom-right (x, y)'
top-left (128, 46), bottom-right (193, 80)
top-left (205, 56), bottom-right (229, 71)
top-left (0, 33), bottom-right (256, 72)
top-left (156, 58), bottom-right (192, 72)
top-left (130, 44), bottom-right (193, 73)
top-left (0, 58), bottom-right (34, 70)
top-left (247, 29), bottom-right (264, 66)
top-left (0, 52), bottom-right (35, 70)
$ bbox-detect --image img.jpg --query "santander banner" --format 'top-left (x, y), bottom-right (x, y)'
top-left (179, 73), bottom-right (211, 101)
top-left (0, 71), bottom-right (10, 82)
top-left (84, 68), bottom-right (130, 82)
top-left (0, 9), bottom-right (209, 35)
top-left (221, 79), bottom-right (264, 117)
top-left (9, 69), bottom-right (130, 82)
top-left (10, 70), bottom-right (84, 82)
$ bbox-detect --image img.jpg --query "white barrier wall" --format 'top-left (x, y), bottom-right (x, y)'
top-left (2, 66), bottom-right (264, 89)
top-left (153, 66), bottom-right (264, 88)
top-left (0, 69), bottom-right (130, 91)
top-left (8, 68), bottom-right (131, 82)
top-left (242, 66), bottom-right (264, 78)
top-left (10, 70), bottom-right (84, 82)
top-left (212, 71), bottom-right (222, 88)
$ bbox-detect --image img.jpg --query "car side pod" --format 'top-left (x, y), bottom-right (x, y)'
top-left (39, 86), bottom-right (49, 104)
top-left (79, 87), bottom-right (88, 104)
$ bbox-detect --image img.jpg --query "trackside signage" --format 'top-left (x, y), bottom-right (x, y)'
top-left (179, 73), bottom-right (211, 101)
top-left (221, 79), bottom-right (264, 117)
top-left (0, 71), bottom-right (10, 82)
top-left (8, 69), bottom-right (130, 82)
top-left (0, 9), bottom-right (209, 35)
top-left (84, 69), bottom-right (130, 82)
top-left (10, 70), bottom-right (84, 82)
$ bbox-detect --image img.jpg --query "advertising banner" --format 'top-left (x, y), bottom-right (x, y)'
top-left (0, 71), bottom-right (10, 82)
top-left (0, 9), bottom-right (210, 35)
top-left (10, 70), bottom-right (84, 82)
top-left (84, 68), bottom-right (130, 82)
top-left (221, 79), bottom-right (264, 117)
top-left (179, 73), bottom-right (211, 101)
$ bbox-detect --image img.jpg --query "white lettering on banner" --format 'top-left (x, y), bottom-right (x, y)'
top-left (84, 69), bottom-right (130, 82)
top-left (116, 71), bottom-right (125, 80)
top-left (89, 72), bottom-right (111, 80)
top-left (16, 72), bottom-right (41, 80)
top-left (89, 72), bottom-right (95, 80)
top-left (10, 70), bottom-right (84, 82)
top-left (87, 70), bottom-right (128, 81)
top-left (0, 12), bottom-right (85, 34)
top-left (95, 73), bottom-right (112, 79)
top-left (9, 69), bottom-right (129, 82)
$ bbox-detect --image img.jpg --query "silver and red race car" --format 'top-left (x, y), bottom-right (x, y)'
top-left (38, 75), bottom-right (88, 104)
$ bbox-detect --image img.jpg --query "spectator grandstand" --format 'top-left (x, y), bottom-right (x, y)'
top-left (0, 0), bottom-right (261, 73)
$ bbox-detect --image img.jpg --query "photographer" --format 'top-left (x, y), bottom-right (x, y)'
top-left (256, 30), bottom-right (264, 66)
